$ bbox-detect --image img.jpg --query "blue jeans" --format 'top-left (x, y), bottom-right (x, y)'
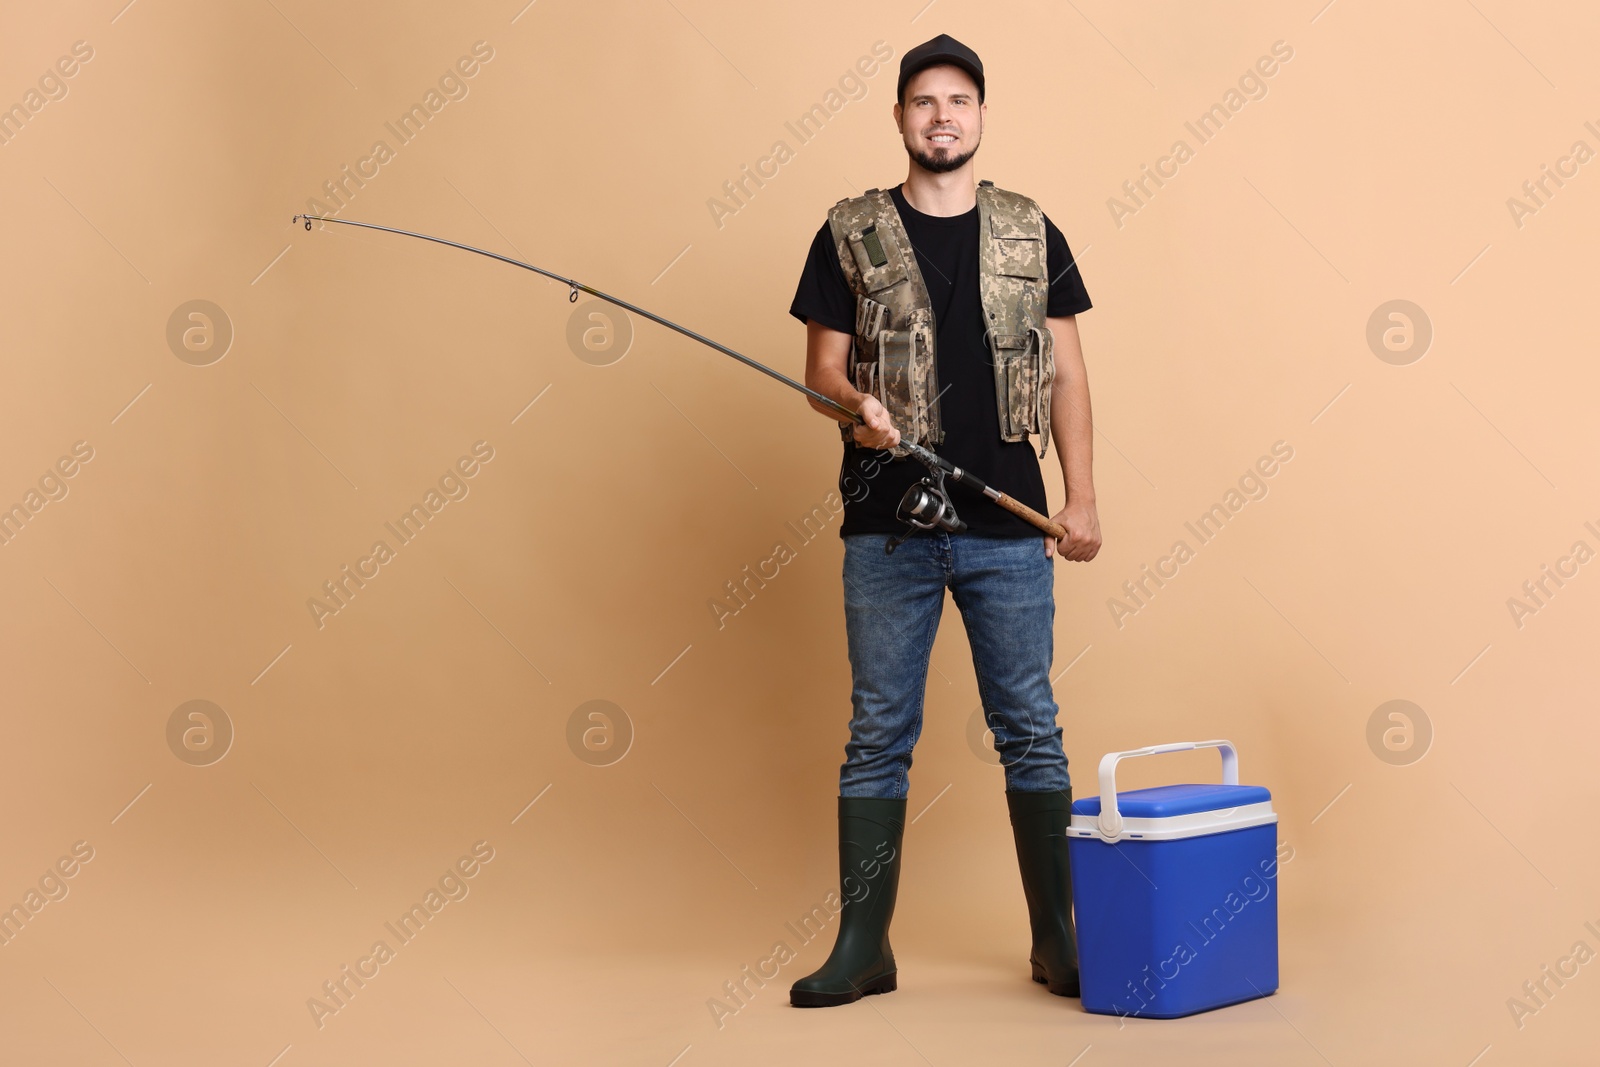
top-left (839, 531), bottom-right (1071, 799)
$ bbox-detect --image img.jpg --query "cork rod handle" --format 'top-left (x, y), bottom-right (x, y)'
top-left (992, 493), bottom-right (1066, 541)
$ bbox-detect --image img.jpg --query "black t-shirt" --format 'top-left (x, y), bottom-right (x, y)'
top-left (789, 183), bottom-right (1092, 538)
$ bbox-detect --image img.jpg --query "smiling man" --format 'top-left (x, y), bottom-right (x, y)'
top-left (787, 34), bottom-right (1100, 1008)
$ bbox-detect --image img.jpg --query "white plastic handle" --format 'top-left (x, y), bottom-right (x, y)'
top-left (1095, 739), bottom-right (1239, 841)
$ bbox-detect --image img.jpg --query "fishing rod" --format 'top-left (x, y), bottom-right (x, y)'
top-left (290, 213), bottom-right (1066, 551)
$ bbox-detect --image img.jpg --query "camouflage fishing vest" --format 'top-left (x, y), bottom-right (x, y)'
top-left (827, 179), bottom-right (1055, 458)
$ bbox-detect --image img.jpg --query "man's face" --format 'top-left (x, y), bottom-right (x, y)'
top-left (894, 65), bottom-right (984, 175)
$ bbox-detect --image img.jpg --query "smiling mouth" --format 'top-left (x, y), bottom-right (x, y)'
top-left (927, 132), bottom-right (958, 146)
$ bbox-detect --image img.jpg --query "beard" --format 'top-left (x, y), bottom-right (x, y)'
top-left (905, 131), bottom-right (980, 174)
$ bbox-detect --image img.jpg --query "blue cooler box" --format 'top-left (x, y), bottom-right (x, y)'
top-left (1067, 740), bottom-right (1280, 1019)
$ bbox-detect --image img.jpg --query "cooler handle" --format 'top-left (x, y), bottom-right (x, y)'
top-left (1095, 739), bottom-right (1238, 841)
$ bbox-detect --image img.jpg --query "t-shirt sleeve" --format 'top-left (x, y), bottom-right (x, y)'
top-left (789, 221), bottom-right (855, 335)
top-left (1042, 213), bottom-right (1092, 317)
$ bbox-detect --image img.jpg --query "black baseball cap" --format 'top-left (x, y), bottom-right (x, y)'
top-left (897, 34), bottom-right (985, 105)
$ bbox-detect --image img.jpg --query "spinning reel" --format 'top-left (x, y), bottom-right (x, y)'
top-left (886, 463), bottom-right (967, 554)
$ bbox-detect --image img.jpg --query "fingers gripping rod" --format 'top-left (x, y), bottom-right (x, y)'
top-left (290, 213), bottom-right (1065, 542)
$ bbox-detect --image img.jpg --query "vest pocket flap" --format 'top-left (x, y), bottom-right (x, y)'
top-left (848, 230), bottom-right (909, 292)
top-left (989, 212), bottom-right (1036, 240)
top-left (992, 235), bottom-right (1045, 279)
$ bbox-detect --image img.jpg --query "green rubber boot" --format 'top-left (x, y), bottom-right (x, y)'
top-left (1006, 788), bottom-right (1081, 997)
top-left (790, 796), bottom-right (906, 1008)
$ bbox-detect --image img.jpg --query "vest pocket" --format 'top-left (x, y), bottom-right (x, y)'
top-left (847, 230), bottom-right (910, 292)
top-left (1038, 329), bottom-right (1056, 396)
top-left (986, 329), bottom-right (1044, 444)
top-left (855, 294), bottom-right (889, 341)
top-left (877, 329), bottom-right (914, 430)
top-left (1002, 350), bottom-right (1037, 437)
top-left (993, 236), bottom-right (1045, 279)
top-left (1034, 325), bottom-right (1055, 457)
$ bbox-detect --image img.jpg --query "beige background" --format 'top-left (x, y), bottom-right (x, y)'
top-left (2, 0), bottom-right (1597, 1064)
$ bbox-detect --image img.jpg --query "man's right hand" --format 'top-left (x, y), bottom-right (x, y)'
top-left (852, 395), bottom-right (901, 450)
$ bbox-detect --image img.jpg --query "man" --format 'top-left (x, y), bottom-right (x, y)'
top-left (786, 34), bottom-right (1101, 1008)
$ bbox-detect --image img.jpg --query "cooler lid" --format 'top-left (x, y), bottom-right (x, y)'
top-left (1072, 783), bottom-right (1271, 819)
top-left (1069, 739), bottom-right (1279, 842)
top-left (1068, 782), bottom-right (1276, 843)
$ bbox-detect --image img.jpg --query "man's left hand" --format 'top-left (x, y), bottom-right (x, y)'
top-left (1045, 498), bottom-right (1101, 561)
